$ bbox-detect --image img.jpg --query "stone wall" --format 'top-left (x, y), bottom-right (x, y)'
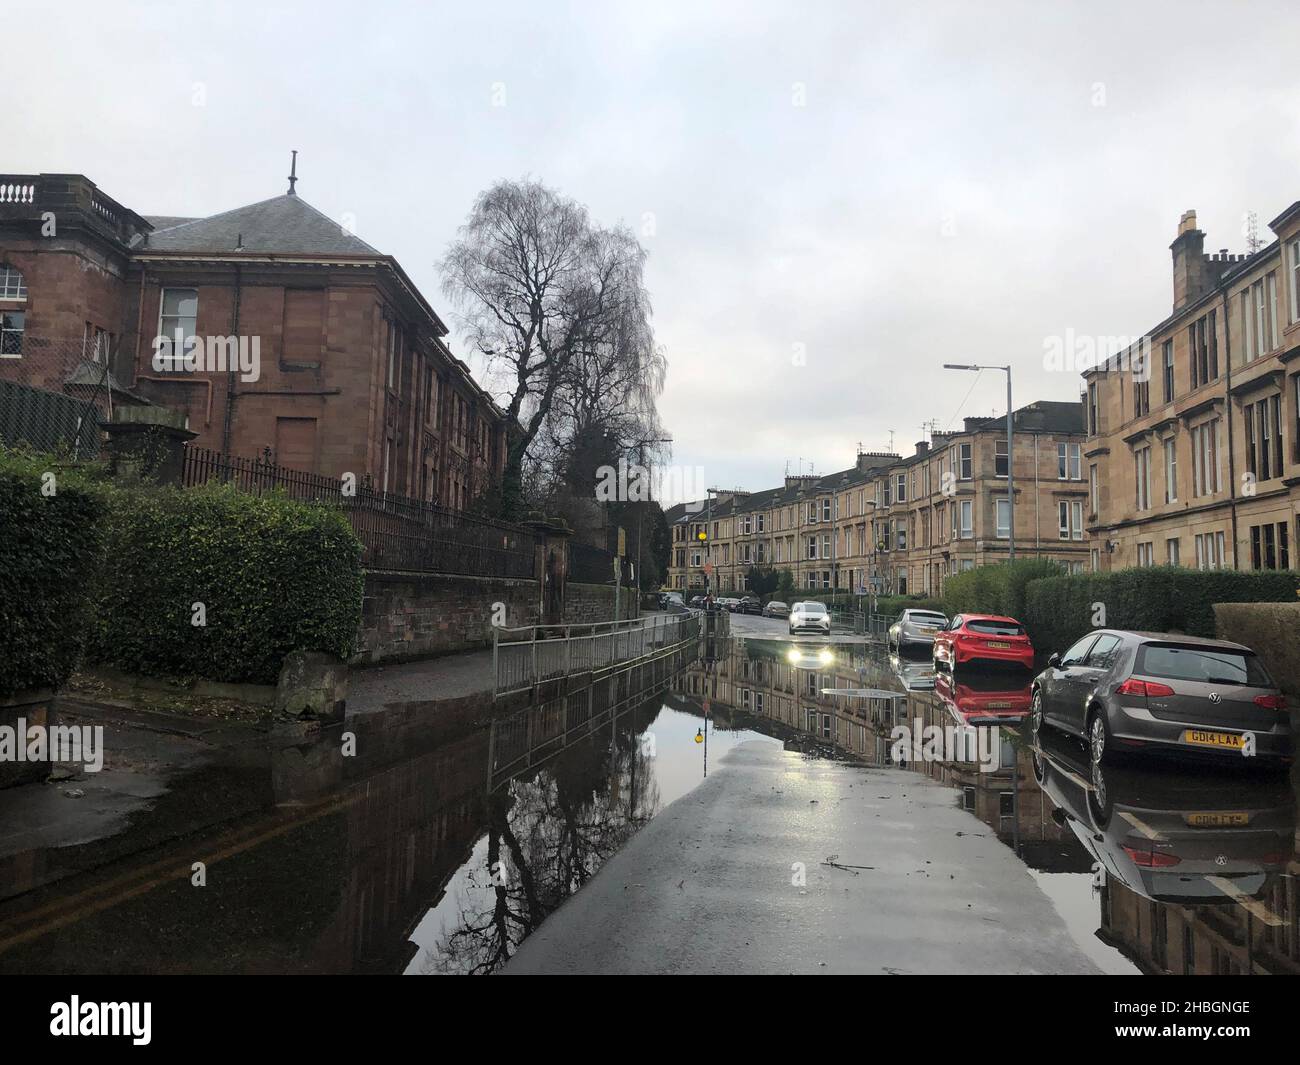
top-left (564, 581), bottom-right (640, 625)
top-left (355, 574), bottom-right (643, 666)
top-left (355, 572), bottom-right (542, 666)
top-left (1213, 601), bottom-right (1300, 699)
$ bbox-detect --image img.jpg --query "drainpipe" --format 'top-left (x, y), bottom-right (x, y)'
top-left (1222, 289), bottom-right (1239, 569)
top-left (222, 262), bottom-right (243, 454)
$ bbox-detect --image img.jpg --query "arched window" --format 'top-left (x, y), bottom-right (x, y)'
top-left (0, 264), bottom-right (26, 301)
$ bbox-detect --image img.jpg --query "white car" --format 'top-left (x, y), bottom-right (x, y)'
top-left (788, 601), bottom-right (831, 635)
top-left (887, 609), bottom-right (948, 653)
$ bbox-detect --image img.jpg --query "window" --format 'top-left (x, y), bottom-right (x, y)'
top-left (995, 439), bottom-right (1008, 477)
top-left (1163, 438), bottom-right (1177, 503)
top-left (1133, 373), bottom-right (1150, 417)
top-left (806, 536), bottom-right (818, 560)
top-left (1058, 442), bottom-right (1081, 480)
top-left (1166, 538), bottom-right (1179, 565)
top-left (1085, 634), bottom-right (1122, 669)
top-left (0, 264), bottom-right (27, 300)
top-left (995, 497), bottom-right (1010, 538)
top-left (757, 514), bottom-right (765, 532)
top-left (1290, 238), bottom-right (1300, 324)
top-left (1060, 634), bottom-right (1097, 666)
top-left (0, 311), bottom-right (24, 357)
top-left (1057, 499), bottom-right (1083, 540)
top-left (822, 499), bottom-right (831, 521)
top-left (1244, 393), bottom-right (1283, 482)
top-left (958, 444), bottom-right (972, 480)
top-left (157, 287), bottom-right (198, 364)
top-left (1191, 420), bottom-right (1220, 497)
top-left (894, 475), bottom-right (906, 503)
top-left (1089, 464), bottom-right (1098, 515)
top-left (1249, 522), bottom-right (1290, 571)
top-left (1189, 311), bottom-right (1218, 388)
top-left (958, 499), bottom-right (972, 538)
top-left (1087, 382), bottom-right (1099, 436)
top-left (1194, 531), bottom-right (1227, 570)
top-left (1134, 446), bottom-right (1151, 511)
top-left (1136, 542), bottom-right (1154, 567)
top-left (1162, 340), bottom-right (1175, 403)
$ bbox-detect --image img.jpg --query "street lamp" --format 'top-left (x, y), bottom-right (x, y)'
top-left (943, 364), bottom-right (1015, 563)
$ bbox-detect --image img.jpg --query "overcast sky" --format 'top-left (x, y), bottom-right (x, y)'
top-left (11, 1), bottom-right (1300, 494)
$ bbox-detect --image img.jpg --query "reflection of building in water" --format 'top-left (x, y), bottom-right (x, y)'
top-left (675, 638), bottom-right (899, 760)
top-left (1099, 877), bottom-right (1300, 975)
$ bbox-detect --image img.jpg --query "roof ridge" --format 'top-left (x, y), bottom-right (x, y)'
top-left (147, 193), bottom-right (292, 235)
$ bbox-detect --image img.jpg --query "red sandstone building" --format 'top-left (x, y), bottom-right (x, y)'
top-left (0, 170), bottom-right (506, 509)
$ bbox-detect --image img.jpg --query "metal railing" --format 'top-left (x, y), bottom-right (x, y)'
top-left (493, 610), bottom-right (703, 697)
top-left (181, 445), bottom-right (539, 579)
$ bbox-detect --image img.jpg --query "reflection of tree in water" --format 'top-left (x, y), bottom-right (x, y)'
top-left (421, 712), bottom-right (661, 974)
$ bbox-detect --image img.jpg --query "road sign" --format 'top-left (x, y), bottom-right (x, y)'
top-left (703, 562), bottom-right (713, 576)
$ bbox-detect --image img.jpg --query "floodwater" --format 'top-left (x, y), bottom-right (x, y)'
top-left (2, 622), bottom-right (1296, 975)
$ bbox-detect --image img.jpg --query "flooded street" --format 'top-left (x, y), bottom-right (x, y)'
top-left (2, 618), bottom-right (1296, 975)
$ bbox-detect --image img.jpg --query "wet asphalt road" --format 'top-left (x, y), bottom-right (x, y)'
top-left (504, 740), bottom-right (1101, 975)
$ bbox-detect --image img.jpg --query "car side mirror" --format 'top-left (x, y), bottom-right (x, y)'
top-left (1048, 652), bottom-right (1061, 668)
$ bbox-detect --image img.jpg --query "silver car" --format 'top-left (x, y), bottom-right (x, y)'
top-left (1032, 630), bottom-right (1293, 767)
top-left (788, 601), bottom-right (831, 635)
top-left (887, 609), bottom-right (948, 653)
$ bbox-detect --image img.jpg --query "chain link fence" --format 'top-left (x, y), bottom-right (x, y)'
top-left (0, 336), bottom-right (125, 458)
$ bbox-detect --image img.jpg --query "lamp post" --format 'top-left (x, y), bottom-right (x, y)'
top-left (943, 364), bottom-right (1014, 563)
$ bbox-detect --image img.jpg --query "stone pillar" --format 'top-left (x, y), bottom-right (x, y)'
top-left (102, 405), bottom-right (197, 485)
top-left (523, 517), bottom-right (572, 625)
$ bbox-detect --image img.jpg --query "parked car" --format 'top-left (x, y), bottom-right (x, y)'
top-left (659, 591), bottom-right (686, 612)
top-left (717, 596), bottom-right (740, 612)
top-left (735, 596), bottom-right (762, 615)
top-left (1031, 630), bottom-right (1293, 767)
top-left (887, 608), bottom-right (948, 653)
top-left (688, 595), bottom-right (707, 608)
top-left (932, 613), bottom-right (1034, 672)
top-left (788, 601), bottom-right (831, 636)
top-left (763, 600), bottom-right (790, 618)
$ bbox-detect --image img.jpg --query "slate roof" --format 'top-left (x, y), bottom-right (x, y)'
top-left (141, 194), bottom-right (382, 256)
top-left (963, 399), bottom-right (1084, 435)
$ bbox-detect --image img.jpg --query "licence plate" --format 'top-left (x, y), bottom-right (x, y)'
top-left (986, 641), bottom-right (1010, 649)
top-left (1183, 729), bottom-right (1244, 750)
top-left (1184, 811), bottom-right (1250, 827)
top-left (986, 701), bottom-right (1012, 709)
top-left (919, 627), bottom-right (937, 634)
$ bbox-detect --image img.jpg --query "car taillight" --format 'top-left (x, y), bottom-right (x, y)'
top-left (1254, 694), bottom-right (1287, 709)
top-left (1116, 678), bottom-right (1175, 698)
top-left (1122, 843), bottom-right (1181, 868)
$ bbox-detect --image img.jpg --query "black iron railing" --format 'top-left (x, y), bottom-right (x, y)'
top-left (181, 446), bottom-right (538, 579)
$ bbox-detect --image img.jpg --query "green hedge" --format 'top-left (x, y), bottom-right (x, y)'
top-left (873, 594), bottom-right (946, 619)
top-left (86, 482), bottom-right (364, 685)
top-left (1023, 566), bottom-right (1300, 655)
top-left (0, 453), bottom-right (106, 696)
top-left (942, 558), bottom-right (1066, 622)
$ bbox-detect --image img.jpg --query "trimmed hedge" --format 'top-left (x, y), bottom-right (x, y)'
top-left (0, 452), bottom-right (106, 696)
top-left (1023, 566), bottom-right (1300, 655)
top-left (873, 594), bottom-right (946, 619)
top-left (941, 557), bottom-right (1065, 623)
top-left (86, 482), bottom-right (364, 686)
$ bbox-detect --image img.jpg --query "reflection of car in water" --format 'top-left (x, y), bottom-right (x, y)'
top-left (934, 671), bottom-right (1031, 725)
top-left (1031, 730), bottom-right (1295, 904)
top-left (890, 654), bottom-right (937, 691)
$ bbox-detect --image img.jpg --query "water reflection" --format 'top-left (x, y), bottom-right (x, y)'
top-left (683, 634), bottom-right (1300, 975)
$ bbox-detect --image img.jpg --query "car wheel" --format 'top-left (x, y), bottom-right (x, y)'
top-left (1088, 707), bottom-right (1111, 767)
top-left (1030, 688), bottom-right (1044, 737)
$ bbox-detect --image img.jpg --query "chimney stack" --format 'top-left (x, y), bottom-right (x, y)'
top-left (1170, 209), bottom-right (1209, 312)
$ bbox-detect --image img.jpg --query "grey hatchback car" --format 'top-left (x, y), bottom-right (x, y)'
top-left (1031, 630), bottom-right (1292, 767)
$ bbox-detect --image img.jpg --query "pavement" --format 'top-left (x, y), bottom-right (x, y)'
top-left (504, 741), bottom-right (1103, 975)
top-left (347, 649), bottom-right (495, 716)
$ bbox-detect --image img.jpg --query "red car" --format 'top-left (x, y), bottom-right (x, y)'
top-left (932, 613), bottom-right (1034, 672)
top-left (934, 672), bottom-right (1032, 725)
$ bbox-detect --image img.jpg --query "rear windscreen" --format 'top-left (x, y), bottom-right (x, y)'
top-left (967, 620), bottom-right (1024, 636)
top-left (1137, 644), bottom-right (1273, 686)
top-left (910, 613), bottom-right (946, 623)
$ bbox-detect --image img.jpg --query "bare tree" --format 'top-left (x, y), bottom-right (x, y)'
top-left (440, 178), bottom-right (657, 516)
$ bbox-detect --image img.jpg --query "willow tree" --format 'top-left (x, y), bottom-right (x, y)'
top-left (440, 179), bottom-right (658, 517)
